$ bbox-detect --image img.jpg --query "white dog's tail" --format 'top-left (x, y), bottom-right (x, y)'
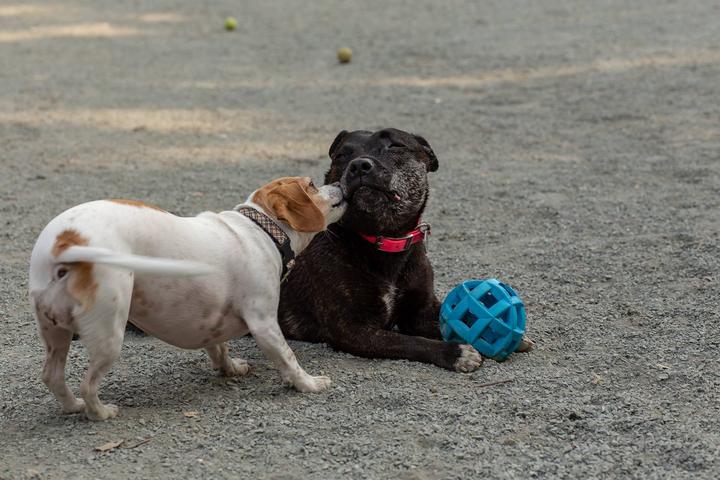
top-left (56, 246), bottom-right (215, 276)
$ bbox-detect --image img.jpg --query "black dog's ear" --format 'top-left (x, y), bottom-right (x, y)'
top-left (329, 130), bottom-right (349, 159)
top-left (413, 134), bottom-right (439, 172)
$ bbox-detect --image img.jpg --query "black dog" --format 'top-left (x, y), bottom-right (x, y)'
top-left (278, 128), bottom-right (484, 372)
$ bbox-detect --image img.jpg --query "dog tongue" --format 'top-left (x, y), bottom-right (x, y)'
top-left (392, 193), bottom-right (401, 202)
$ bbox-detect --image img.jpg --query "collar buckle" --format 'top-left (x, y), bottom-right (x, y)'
top-left (401, 234), bottom-right (414, 251)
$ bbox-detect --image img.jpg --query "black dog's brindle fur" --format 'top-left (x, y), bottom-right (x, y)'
top-left (279, 128), bottom-right (482, 371)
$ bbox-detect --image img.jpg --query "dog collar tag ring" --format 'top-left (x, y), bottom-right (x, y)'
top-left (418, 222), bottom-right (431, 250)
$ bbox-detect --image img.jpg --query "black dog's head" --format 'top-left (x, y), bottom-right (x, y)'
top-left (325, 128), bottom-right (438, 235)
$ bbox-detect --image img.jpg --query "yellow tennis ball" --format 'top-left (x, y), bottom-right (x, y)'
top-left (337, 47), bottom-right (352, 64)
top-left (225, 17), bottom-right (237, 31)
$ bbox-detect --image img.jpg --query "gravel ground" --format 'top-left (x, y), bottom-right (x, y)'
top-left (2, 1), bottom-right (720, 478)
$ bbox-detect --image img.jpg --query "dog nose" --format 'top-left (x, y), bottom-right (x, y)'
top-left (347, 158), bottom-right (374, 178)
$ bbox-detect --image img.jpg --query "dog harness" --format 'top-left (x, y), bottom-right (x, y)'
top-left (358, 222), bottom-right (431, 253)
top-left (235, 206), bottom-right (295, 280)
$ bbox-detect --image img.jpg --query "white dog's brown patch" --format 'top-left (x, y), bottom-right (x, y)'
top-left (51, 229), bottom-right (98, 309)
top-left (51, 229), bottom-right (87, 257)
top-left (107, 199), bottom-right (166, 212)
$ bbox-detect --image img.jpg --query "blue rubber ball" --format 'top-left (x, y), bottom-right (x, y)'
top-left (440, 279), bottom-right (526, 361)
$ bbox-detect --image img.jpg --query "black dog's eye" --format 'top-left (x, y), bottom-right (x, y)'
top-left (388, 142), bottom-right (406, 150)
top-left (336, 146), bottom-right (354, 158)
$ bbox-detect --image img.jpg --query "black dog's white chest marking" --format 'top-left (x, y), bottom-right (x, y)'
top-left (382, 284), bottom-right (397, 317)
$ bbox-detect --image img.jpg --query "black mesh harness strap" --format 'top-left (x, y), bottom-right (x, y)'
top-left (234, 206), bottom-right (295, 280)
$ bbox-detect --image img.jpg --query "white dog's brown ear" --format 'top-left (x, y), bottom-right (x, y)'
top-left (266, 182), bottom-right (325, 232)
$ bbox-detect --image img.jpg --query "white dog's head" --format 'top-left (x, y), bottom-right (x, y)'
top-left (250, 176), bottom-right (346, 233)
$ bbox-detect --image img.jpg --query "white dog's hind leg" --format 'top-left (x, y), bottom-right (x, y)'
top-left (79, 335), bottom-right (123, 421)
top-left (245, 315), bottom-right (331, 393)
top-left (205, 342), bottom-right (250, 377)
top-left (32, 273), bottom-right (86, 414)
top-left (76, 267), bottom-right (133, 421)
top-left (39, 324), bottom-right (85, 413)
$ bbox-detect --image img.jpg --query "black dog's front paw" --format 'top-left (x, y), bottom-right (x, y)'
top-left (438, 343), bottom-right (483, 372)
top-left (516, 337), bottom-right (535, 352)
top-left (453, 344), bottom-right (483, 372)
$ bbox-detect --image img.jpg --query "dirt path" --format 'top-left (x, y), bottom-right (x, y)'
top-left (1, 1), bottom-right (719, 478)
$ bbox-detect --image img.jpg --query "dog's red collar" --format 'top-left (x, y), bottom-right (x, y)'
top-left (358, 222), bottom-right (431, 253)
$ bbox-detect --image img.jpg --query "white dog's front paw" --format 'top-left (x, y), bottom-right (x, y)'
top-left (86, 403), bottom-right (119, 421)
top-left (293, 375), bottom-right (332, 393)
top-left (454, 344), bottom-right (483, 373)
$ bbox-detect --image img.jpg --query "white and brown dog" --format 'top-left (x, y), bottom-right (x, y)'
top-left (29, 177), bottom-right (346, 421)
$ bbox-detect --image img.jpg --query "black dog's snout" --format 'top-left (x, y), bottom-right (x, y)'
top-left (347, 158), bottom-right (375, 179)
top-left (342, 157), bottom-right (380, 197)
